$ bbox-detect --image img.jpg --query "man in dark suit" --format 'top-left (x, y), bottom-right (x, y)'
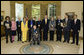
top-left (71, 14), bottom-right (81, 45)
top-left (30, 25), bottom-right (40, 45)
top-left (36, 18), bottom-right (42, 41)
top-left (42, 15), bottom-right (49, 41)
top-left (33, 17), bottom-right (37, 25)
top-left (63, 14), bottom-right (71, 43)
top-left (28, 18), bottom-right (35, 42)
top-left (16, 18), bottom-right (22, 41)
top-left (56, 16), bottom-right (63, 42)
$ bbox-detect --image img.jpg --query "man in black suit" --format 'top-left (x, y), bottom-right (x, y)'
top-left (28, 18), bottom-right (35, 42)
top-left (71, 14), bottom-right (81, 45)
top-left (33, 17), bottom-right (37, 25)
top-left (63, 14), bottom-right (71, 43)
top-left (16, 18), bottom-right (22, 41)
top-left (30, 25), bottom-right (40, 45)
top-left (42, 15), bottom-right (50, 41)
top-left (56, 16), bottom-right (63, 42)
top-left (36, 18), bottom-right (42, 41)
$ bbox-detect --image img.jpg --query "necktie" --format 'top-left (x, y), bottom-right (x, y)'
top-left (31, 20), bottom-right (33, 25)
top-left (45, 19), bottom-right (47, 24)
top-left (31, 20), bottom-right (33, 27)
top-left (38, 21), bottom-right (40, 25)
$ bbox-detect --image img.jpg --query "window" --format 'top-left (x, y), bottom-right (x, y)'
top-left (48, 4), bottom-right (56, 19)
top-left (15, 3), bottom-right (24, 21)
top-left (32, 4), bottom-right (40, 21)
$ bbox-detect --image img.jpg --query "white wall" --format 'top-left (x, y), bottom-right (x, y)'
top-left (61, 1), bottom-right (83, 19)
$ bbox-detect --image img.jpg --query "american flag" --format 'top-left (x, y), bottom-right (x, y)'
top-left (26, 8), bottom-right (28, 18)
top-left (46, 9), bottom-right (47, 15)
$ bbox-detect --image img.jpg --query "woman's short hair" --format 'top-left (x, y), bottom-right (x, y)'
top-left (5, 16), bottom-right (10, 20)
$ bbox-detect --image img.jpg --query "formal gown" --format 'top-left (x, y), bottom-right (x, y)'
top-left (21, 21), bottom-right (28, 42)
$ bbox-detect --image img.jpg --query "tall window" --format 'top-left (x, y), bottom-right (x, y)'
top-left (15, 3), bottom-right (24, 21)
top-left (48, 4), bottom-right (56, 19)
top-left (32, 4), bottom-right (40, 21)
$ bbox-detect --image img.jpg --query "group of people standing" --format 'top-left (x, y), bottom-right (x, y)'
top-left (4, 13), bottom-right (81, 45)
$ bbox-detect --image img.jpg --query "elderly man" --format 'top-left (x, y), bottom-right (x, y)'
top-left (16, 18), bottom-right (22, 41)
top-left (71, 14), bottom-right (81, 45)
top-left (28, 17), bottom-right (35, 42)
top-left (30, 25), bottom-right (40, 45)
top-left (63, 14), bottom-right (71, 43)
top-left (56, 16), bottom-right (63, 42)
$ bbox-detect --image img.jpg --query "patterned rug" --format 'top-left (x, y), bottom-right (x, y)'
top-left (20, 43), bottom-right (53, 54)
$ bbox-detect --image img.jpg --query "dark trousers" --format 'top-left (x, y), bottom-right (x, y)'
top-left (5, 29), bottom-right (12, 43)
top-left (17, 30), bottom-right (22, 41)
top-left (72, 30), bottom-right (79, 45)
top-left (43, 30), bottom-right (48, 41)
top-left (56, 30), bottom-right (62, 41)
top-left (50, 31), bottom-right (54, 41)
top-left (29, 29), bottom-right (31, 42)
top-left (64, 30), bottom-right (70, 43)
top-left (40, 31), bottom-right (42, 41)
top-left (39, 29), bottom-right (42, 41)
top-left (33, 37), bottom-right (40, 45)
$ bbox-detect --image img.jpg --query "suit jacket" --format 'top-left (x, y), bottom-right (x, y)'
top-left (31, 28), bottom-right (40, 38)
top-left (4, 21), bottom-right (11, 30)
top-left (56, 19), bottom-right (63, 31)
top-left (28, 20), bottom-right (35, 29)
top-left (16, 21), bottom-right (22, 31)
top-left (36, 21), bottom-right (42, 30)
top-left (63, 18), bottom-right (71, 31)
top-left (49, 20), bottom-right (56, 31)
top-left (71, 19), bottom-right (81, 31)
top-left (42, 18), bottom-right (50, 31)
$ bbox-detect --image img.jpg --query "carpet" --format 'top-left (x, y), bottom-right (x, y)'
top-left (20, 43), bottom-right (53, 54)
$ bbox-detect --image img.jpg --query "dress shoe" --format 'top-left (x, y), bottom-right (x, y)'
top-left (22, 42), bottom-right (24, 43)
top-left (63, 41), bottom-right (66, 43)
top-left (76, 43), bottom-right (78, 45)
top-left (71, 42), bottom-right (75, 44)
top-left (25, 41), bottom-right (27, 42)
top-left (6, 42), bottom-right (8, 44)
top-left (56, 40), bottom-right (58, 41)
